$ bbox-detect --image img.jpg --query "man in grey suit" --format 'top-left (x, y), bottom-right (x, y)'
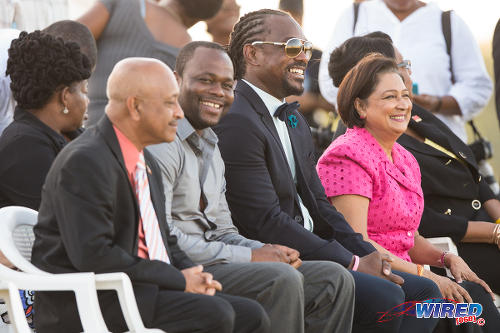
top-left (148, 41), bottom-right (355, 333)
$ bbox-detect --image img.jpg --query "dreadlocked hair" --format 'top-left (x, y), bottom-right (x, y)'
top-left (228, 9), bottom-right (289, 80)
top-left (6, 30), bottom-right (91, 110)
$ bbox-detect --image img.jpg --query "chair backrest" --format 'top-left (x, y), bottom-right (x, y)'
top-left (0, 206), bottom-right (46, 274)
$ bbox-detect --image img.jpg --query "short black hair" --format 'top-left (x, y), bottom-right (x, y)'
top-left (6, 30), bottom-right (91, 110)
top-left (178, 0), bottom-right (224, 20)
top-left (175, 41), bottom-right (228, 77)
top-left (328, 35), bottom-right (395, 88)
top-left (228, 9), bottom-right (289, 79)
top-left (43, 20), bottom-right (98, 70)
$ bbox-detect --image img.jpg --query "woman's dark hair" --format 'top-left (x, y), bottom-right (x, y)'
top-left (329, 35), bottom-right (395, 88)
top-left (6, 30), bottom-right (91, 110)
top-left (228, 9), bottom-right (289, 80)
top-left (337, 54), bottom-right (399, 128)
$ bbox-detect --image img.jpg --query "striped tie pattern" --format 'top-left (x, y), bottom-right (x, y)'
top-left (134, 153), bottom-right (170, 263)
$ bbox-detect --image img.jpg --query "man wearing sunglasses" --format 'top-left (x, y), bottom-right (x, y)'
top-left (215, 9), bottom-right (434, 332)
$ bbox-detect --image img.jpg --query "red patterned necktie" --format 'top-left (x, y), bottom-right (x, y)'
top-left (134, 152), bottom-right (170, 263)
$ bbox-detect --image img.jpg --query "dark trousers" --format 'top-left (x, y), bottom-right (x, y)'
top-left (351, 270), bottom-right (441, 333)
top-left (35, 290), bottom-right (270, 333)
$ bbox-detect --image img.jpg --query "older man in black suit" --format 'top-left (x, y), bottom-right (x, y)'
top-left (215, 9), bottom-right (442, 333)
top-left (31, 58), bottom-right (269, 333)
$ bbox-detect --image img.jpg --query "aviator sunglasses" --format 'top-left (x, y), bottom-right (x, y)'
top-left (251, 38), bottom-right (313, 59)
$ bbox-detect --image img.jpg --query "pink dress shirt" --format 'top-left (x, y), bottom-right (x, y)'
top-left (317, 126), bottom-right (424, 261)
top-left (113, 125), bottom-right (149, 259)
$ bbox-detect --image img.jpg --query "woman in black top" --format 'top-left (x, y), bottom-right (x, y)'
top-left (0, 30), bottom-right (91, 210)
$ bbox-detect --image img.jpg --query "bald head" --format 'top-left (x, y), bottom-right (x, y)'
top-left (105, 58), bottom-right (183, 149)
top-left (106, 57), bottom-right (177, 106)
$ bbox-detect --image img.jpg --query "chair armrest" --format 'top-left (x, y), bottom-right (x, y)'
top-left (95, 273), bottom-right (165, 333)
top-left (0, 265), bottom-right (110, 333)
top-left (0, 281), bottom-right (32, 333)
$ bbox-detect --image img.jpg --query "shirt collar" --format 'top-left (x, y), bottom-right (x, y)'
top-left (177, 117), bottom-right (218, 146)
top-left (13, 106), bottom-right (67, 147)
top-left (113, 124), bottom-right (141, 177)
top-left (242, 79), bottom-right (285, 118)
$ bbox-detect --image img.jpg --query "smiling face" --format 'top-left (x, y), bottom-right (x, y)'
top-left (137, 68), bottom-right (184, 145)
top-left (251, 14), bottom-right (309, 99)
top-left (177, 47), bottom-right (235, 130)
top-left (357, 71), bottom-right (412, 141)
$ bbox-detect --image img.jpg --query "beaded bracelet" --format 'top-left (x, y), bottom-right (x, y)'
top-left (417, 264), bottom-right (424, 276)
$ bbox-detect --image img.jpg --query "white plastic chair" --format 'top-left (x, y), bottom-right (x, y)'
top-left (0, 206), bottom-right (164, 333)
top-left (0, 281), bottom-right (32, 333)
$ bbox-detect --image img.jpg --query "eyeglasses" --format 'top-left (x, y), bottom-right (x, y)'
top-left (251, 38), bottom-right (313, 59)
top-left (397, 59), bottom-right (411, 70)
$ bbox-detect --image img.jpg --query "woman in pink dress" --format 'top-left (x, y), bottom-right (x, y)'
top-left (317, 54), bottom-right (495, 305)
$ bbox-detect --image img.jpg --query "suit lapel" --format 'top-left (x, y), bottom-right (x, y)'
top-left (408, 105), bottom-right (478, 170)
top-left (97, 116), bottom-right (141, 241)
top-left (236, 81), bottom-right (294, 180)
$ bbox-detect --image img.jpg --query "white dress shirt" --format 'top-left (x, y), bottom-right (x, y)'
top-left (318, 0), bottom-right (492, 142)
top-left (243, 79), bottom-right (314, 232)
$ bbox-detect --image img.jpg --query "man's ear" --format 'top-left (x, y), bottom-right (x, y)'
top-left (126, 96), bottom-right (141, 121)
top-left (243, 44), bottom-right (259, 67)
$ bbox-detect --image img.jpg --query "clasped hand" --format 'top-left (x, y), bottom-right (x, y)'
top-left (251, 244), bottom-right (302, 268)
top-left (181, 265), bottom-right (222, 296)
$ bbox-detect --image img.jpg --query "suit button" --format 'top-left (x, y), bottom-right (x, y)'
top-left (294, 215), bottom-right (303, 223)
top-left (459, 151), bottom-right (467, 159)
top-left (471, 200), bottom-right (481, 210)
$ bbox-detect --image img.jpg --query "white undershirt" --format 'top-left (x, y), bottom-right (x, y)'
top-left (243, 80), bottom-right (314, 232)
top-left (318, 0), bottom-right (492, 142)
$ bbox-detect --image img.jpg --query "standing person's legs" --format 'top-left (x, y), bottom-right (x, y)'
top-left (204, 262), bottom-right (305, 333)
top-left (298, 261), bottom-right (355, 333)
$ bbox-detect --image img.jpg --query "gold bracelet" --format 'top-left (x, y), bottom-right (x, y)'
top-left (496, 217), bottom-right (500, 224)
top-left (417, 264), bottom-right (424, 276)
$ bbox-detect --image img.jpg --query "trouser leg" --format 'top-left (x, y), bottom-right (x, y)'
top-left (151, 290), bottom-right (235, 333)
top-left (216, 293), bottom-right (271, 333)
top-left (298, 261), bottom-right (355, 333)
top-left (205, 262), bottom-right (304, 333)
top-left (395, 271), bottom-right (441, 333)
top-left (350, 270), bottom-right (405, 333)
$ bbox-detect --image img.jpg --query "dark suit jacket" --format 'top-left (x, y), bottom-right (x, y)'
top-left (215, 80), bottom-right (375, 267)
top-left (32, 115), bottom-right (193, 332)
top-left (0, 107), bottom-right (67, 210)
top-left (398, 104), bottom-right (496, 243)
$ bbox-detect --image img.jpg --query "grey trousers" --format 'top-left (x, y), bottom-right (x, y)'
top-left (204, 261), bottom-right (354, 333)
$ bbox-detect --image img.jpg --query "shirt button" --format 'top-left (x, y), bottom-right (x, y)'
top-left (407, 231), bottom-right (412, 237)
